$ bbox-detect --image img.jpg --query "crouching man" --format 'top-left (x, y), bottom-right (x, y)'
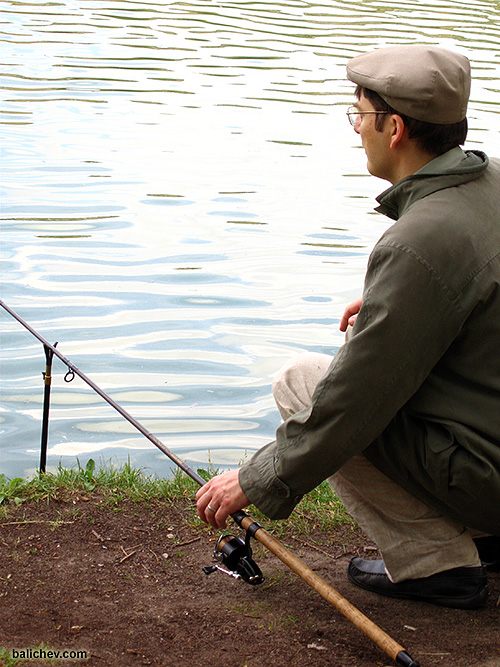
top-left (196, 44), bottom-right (500, 609)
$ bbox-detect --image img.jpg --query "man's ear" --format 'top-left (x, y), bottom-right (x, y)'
top-left (389, 114), bottom-right (406, 149)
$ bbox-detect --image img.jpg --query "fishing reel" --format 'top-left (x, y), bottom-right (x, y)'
top-left (203, 522), bottom-right (264, 586)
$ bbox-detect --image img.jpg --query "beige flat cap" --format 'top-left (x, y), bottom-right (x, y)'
top-left (346, 45), bottom-right (471, 124)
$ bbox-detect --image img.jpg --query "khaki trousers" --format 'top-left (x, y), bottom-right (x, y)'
top-left (272, 351), bottom-right (481, 582)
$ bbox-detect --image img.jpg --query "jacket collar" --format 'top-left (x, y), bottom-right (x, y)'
top-left (375, 148), bottom-right (489, 221)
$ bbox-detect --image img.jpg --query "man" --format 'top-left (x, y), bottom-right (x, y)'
top-left (196, 45), bottom-right (500, 609)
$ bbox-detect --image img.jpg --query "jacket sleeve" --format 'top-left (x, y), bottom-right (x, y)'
top-left (239, 240), bottom-right (465, 519)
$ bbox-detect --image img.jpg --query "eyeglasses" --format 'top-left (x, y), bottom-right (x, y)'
top-left (346, 106), bottom-right (390, 127)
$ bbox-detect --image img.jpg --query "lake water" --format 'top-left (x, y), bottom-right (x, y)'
top-left (1, 0), bottom-right (500, 480)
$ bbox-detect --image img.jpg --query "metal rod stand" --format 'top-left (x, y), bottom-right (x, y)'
top-left (40, 343), bottom-right (56, 474)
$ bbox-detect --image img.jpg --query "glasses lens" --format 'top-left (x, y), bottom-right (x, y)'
top-left (347, 107), bottom-right (360, 127)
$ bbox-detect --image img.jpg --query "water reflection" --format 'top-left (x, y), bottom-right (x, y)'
top-left (1, 0), bottom-right (499, 478)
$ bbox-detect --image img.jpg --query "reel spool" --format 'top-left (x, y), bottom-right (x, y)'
top-left (203, 525), bottom-right (264, 585)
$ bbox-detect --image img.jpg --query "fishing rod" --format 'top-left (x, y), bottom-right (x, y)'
top-left (0, 300), bottom-right (420, 667)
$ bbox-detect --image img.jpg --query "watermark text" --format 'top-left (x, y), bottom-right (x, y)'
top-left (11, 647), bottom-right (88, 660)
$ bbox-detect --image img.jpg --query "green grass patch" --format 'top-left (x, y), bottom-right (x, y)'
top-left (0, 459), bottom-right (353, 536)
top-left (0, 459), bottom-right (196, 507)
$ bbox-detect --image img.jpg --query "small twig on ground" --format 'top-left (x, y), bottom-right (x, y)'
top-left (0, 520), bottom-right (74, 527)
top-left (119, 550), bottom-right (137, 564)
top-left (119, 544), bottom-right (138, 563)
top-left (175, 536), bottom-right (201, 548)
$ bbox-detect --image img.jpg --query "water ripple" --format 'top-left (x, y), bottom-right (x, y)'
top-left (1, 0), bottom-right (499, 477)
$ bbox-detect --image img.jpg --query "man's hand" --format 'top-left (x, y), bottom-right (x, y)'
top-left (196, 469), bottom-right (250, 529)
top-left (340, 297), bottom-right (363, 332)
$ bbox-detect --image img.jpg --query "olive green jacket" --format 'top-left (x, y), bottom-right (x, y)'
top-left (239, 147), bottom-right (500, 534)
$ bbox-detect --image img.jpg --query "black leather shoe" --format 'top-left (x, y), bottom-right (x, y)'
top-left (474, 536), bottom-right (500, 572)
top-left (347, 557), bottom-right (488, 609)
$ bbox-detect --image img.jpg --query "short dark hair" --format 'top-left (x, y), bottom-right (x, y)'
top-left (355, 85), bottom-right (468, 156)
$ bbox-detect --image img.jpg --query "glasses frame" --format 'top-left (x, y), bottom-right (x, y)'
top-left (346, 106), bottom-right (391, 127)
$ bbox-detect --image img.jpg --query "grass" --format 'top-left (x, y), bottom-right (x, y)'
top-left (0, 458), bottom-right (354, 537)
top-left (0, 458), bottom-right (196, 506)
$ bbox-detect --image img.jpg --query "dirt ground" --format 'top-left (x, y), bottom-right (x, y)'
top-left (1, 494), bottom-right (499, 667)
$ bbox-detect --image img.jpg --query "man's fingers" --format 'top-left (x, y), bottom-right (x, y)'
top-left (195, 469), bottom-right (247, 529)
top-left (195, 486), bottom-right (226, 528)
top-left (340, 297), bottom-right (363, 332)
